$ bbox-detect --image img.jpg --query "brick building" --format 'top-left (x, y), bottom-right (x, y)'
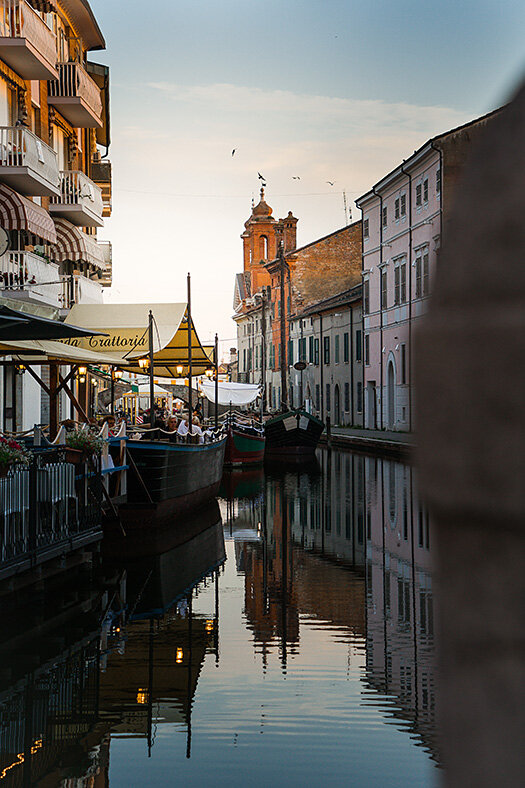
top-left (233, 189), bottom-right (362, 412)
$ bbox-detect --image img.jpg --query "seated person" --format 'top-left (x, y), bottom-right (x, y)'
top-left (165, 415), bottom-right (179, 441)
top-left (177, 416), bottom-right (190, 437)
top-left (189, 415), bottom-right (205, 444)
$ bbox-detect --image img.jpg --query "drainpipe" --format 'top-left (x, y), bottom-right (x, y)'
top-left (372, 187), bottom-right (384, 430)
top-left (349, 302), bottom-right (354, 424)
top-left (319, 312), bottom-right (324, 422)
top-left (399, 163), bottom-right (413, 432)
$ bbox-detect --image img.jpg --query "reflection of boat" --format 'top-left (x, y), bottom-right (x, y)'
top-left (225, 421), bottom-right (265, 467)
top-left (264, 409), bottom-right (324, 463)
top-left (114, 437), bottom-right (226, 533)
top-left (220, 466), bottom-right (264, 500)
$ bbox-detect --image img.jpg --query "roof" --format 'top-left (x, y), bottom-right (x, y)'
top-left (356, 106), bottom-right (502, 206)
top-left (264, 220), bottom-right (362, 274)
top-left (59, 0), bottom-right (105, 51)
top-left (293, 283), bottom-right (362, 318)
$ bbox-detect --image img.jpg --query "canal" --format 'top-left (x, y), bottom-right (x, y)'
top-left (0, 448), bottom-right (438, 786)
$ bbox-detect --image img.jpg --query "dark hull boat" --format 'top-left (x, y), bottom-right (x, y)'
top-left (112, 437), bottom-right (226, 536)
top-left (224, 425), bottom-right (265, 467)
top-left (264, 409), bottom-right (324, 463)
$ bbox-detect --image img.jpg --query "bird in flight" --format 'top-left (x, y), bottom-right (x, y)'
top-left (232, 148), bottom-right (236, 157)
top-left (326, 181), bottom-right (335, 186)
top-left (258, 172), bottom-right (266, 181)
top-left (292, 176), bottom-right (301, 180)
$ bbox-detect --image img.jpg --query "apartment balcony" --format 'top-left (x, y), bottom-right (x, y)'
top-left (0, 126), bottom-right (60, 196)
top-left (91, 159), bottom-right (112, 217)
top-left (0, 250), bottom-right (62, 307)
top-left (97, 240), bottom-right (112, 287)
top-left (0, 0), bottom-right (58, 80)
top-left (48, 62), bottom-right (102, 128)
top-left (61, 272), bottom-right (103, 308)
top-left (49, 170), bottom-right (104, 227)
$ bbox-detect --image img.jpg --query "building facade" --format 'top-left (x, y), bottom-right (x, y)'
top-left (233, 189), bottom-right (362, 412)
top-left (356, 110), bottom-right (498, 432)
top-left (289, 284), bottom-right (364, 426)
top-left (0, 0), bottom-right (113, 431)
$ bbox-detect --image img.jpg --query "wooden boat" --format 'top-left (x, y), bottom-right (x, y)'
top-left (113, 434), bottom-right (226, 533)
top-left (264, 409), bottom-right (324, 463)
top-left (224, 418), bottom-right (265, 467)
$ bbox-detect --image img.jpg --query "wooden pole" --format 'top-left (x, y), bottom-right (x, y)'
top-left (214, 333), bottom-right (219, 429)
top-left (49, 363), bottom-right (59, 439)
top-left (279, 244), bottom-right (288, 412)
top-left (148, 310), bottom-right (155, 429)
top-left (187, 273), bottom-right (193, 434)
top-left (110, 367), bottom-right (115, 415)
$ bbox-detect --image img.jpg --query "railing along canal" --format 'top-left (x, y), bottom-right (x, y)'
top-left (0, 447), bottom-right (103, 574)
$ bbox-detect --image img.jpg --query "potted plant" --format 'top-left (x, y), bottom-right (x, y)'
top-left (0, 435), bottom-right (31, 477)
top-left (65, 428), bottom-right (104, 464)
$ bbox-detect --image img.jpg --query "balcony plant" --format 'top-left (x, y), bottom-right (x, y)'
top-left (0, 436), bottom-right (31, 477)
top-left (65, 428), bottom-right (104, 464)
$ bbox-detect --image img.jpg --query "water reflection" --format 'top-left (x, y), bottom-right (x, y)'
top-left (0, 450), bottom-right (438, 786)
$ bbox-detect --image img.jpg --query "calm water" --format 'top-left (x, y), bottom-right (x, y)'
top-left (0, 449), bottom-right (438, 787)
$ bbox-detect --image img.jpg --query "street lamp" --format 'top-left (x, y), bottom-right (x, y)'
top-left (205, 368), bottom-right (213, 378)
top-left (176, 364), bottom-right (184, 375)
top-left (138, 357), bottom-right (149, 370)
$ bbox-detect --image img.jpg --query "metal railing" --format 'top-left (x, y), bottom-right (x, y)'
top-left (50, 169), bottom-right (103, 219)
top-left (0, 449), bottom-right (103, 570)
top-left (60, 272), bottom-right (103, 307)
top-left (0, 250), bottom-right (62, 306)
top-left (0, 0), bottom-right (57, 69)
top-left (0, 125), bottom-right (59, 185)
top-left (48, 62), bottom-right (103, 120)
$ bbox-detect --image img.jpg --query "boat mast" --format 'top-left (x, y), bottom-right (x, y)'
top-left (187, 273), bottom-right (193, 434)
top-left (214, 333), bottom-right (219, 429)
top-left (279, 243), bottom-right (288, 412)
top-left (148, 310), bottom-right (155, 429)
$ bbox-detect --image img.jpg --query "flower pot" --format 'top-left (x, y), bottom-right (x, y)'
top-left (65, 447), bottom-right (84, 465)
top-left (0, 462), bottom-right (10, 478)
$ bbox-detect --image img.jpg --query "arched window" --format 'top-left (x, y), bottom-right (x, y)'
top-left (259, 235), bottom-right (268, 260)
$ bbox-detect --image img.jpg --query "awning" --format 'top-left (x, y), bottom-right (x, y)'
top-left (0, 184), bottom-right (57, 243)
top-left (201, 380), bottom-right (260, 406)
top-left (52, 218), bottom-right (105, 269)
top-left (0, 304), bottom-right (106, 341)
top-left (0, 338), bottom-right (128, 366)
top-left (63, 303), bottom-right (214, 378)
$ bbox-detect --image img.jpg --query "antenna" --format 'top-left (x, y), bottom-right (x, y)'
top-left (342, 190), bottom-right (349, 225)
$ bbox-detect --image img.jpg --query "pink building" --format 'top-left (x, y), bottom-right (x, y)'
top-left (356, 110), bottom-right (498, 431)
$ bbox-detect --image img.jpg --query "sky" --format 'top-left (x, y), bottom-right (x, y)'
top-left (88, 0), bottom-right (525, 355)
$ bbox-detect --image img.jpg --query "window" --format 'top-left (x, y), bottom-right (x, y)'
top-left (259, 235), bottom-right (268, 260)
top-left (395, 198), bottom-right (400, 220)
top-left (382, 205), bottom-right (388, 227)
top-left (299, 337), bottom-right (307, 361)
top-left (288, 339), bottom-right (293, 365)
top-left (364, 334), bottom-right (370, 365)
top-left (314, 337), bottom-right (320, 365)
top-left (363, 279), bottom-right (369, 314)
top-left (326, 384), bottom-right (331, 412)
top-left (416, 183), bottom-right (422, 207)
top-left (423, 178), bottom-right (428, 203)
top-left (343, 333), bottom-right (349, 363)
top-left (357, 381), bottom-right (363, 412)
top-left (401, 343), bottom-right (406, 384)
top-left (309, 335), bottom-right (314, 362)
top-left (394, 266), bottom-right (400, 305)
top-left (363, 218), bottom-right (369, 238)
top-left (344, 382), bottom-right (350, 412)
top-left (355, 330), bottom-right (362, 361)
top-left (381, 269), bottom-right (387, 309)
top-left (436, 167), bottom-right (441, 196)
top-left (255, 344), bottom-right (259, 369)
top-left (289, 386), bottom-right (294, 408)
top-left (335, 335), bottom-right (340, 363)
top-left (270, 344), bottom-right (274, 369)
top-left (315, 384), bottom-right (320, 411)
top-left (423, 249), bottom-right (430, 295)
top-left (415, 252), bottom-right (422, 298)
top-left (323, 336), bottom-right (330, 365)
top-left (278, 343), bottom-right (281, 369)
top-left (400, 260), bottom-right (407, 303)
top-left (243, 348), bottom-right (246, 371)
top-left (400, 193), bottom-right (406, 217)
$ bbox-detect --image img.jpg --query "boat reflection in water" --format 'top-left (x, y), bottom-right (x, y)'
top-left (226, 449), bottom-right (438, 767)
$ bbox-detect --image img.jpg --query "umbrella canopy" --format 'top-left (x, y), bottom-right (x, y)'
top-left (201, 380), bottom-right (260, 406)
top-left (63, 303), bottom-right (214, 377)
top-left (0, 304), bottom-right (107, 341)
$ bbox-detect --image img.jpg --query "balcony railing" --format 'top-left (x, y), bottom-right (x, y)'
top-left (49, 170), bottom-right (104, 227)
top-left (48, 62), bottom-right (103, 128)
top-left (91, 159), bottom-right (112, 217)
top-left (97, 240), bottom-right (112, 287)
top-left (0, 126), bottom-right (60, 196)
top-left (0, 0), bottom-right (58, 80)
top-left (0, 250), bottom-right (62, 307)
top-left (60, 272), bottom-right (103, 308)
top-left (0, 449), bottom-right (102, 577)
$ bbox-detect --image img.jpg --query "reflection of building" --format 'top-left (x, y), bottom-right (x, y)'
top-left (364, 456), bottom-right (438, 761)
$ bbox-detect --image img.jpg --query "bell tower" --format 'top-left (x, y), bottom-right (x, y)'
top-left (241, 187), bottom-right (278, 293)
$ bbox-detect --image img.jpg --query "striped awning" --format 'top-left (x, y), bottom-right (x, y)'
top-left (52, 218), bottom-right (105, 269)
top-left (0, 184), bottom-right (57, 244)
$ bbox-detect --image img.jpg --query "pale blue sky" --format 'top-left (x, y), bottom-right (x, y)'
top-left (89, 0), bottom-right (524, 349)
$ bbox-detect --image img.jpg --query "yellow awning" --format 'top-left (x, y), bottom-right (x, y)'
top-left (63, 303), bottom-right (214, 378)
top-left (0, 338), bottom-right (129, 366)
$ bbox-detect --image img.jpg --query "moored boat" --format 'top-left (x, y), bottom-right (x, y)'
top-left (224, 417), bottom-right (265, 467)
top-left (264, 409), bottom-right (324, 463)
